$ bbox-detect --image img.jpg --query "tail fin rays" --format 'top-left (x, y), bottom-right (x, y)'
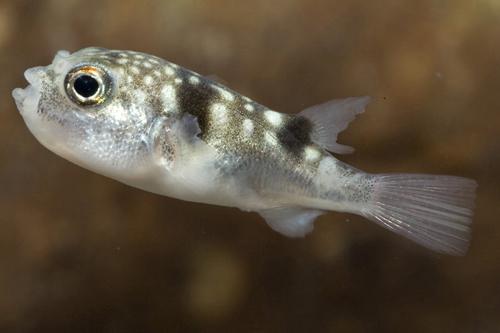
top-left (363, 174), bottom-right (477, 255)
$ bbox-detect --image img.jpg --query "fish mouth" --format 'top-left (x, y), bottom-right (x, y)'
top-left (12, 67), bottom-right (45, 116)
top-left (12, 50), bottom-right (72, 115)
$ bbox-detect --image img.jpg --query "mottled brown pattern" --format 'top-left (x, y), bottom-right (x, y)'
top-left (176, 77), bottom-right (217, 138)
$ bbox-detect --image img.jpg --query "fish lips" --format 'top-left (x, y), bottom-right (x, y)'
top-left (12, 66), bottom-right (45, 115)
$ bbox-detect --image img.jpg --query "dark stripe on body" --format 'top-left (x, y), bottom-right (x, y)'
top-left (276, 116), bottom-right (313, 156)
top-left (177, 80), bottom-right (217, 139)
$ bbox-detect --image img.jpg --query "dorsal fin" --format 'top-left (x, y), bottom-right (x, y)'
top-left (298, 96), bottom-right (370, 154)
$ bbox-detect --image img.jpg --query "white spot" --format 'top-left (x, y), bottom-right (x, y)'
top-left (153, 70), bottom-right (161, 77)
top-left (127, 76), bottom-right (133, 84)
top-left (243, 96), bottom-right (252, 102)
top-left (265, 132), bottom-right (277, 146)
top-left (144, 75), bottom-right (153, 85)
top-left (119, 52), bottom-right (128, 57)
top-left (143, 62), bottom-right (153, 68)
top-left (133, 60), bottom-right (141, 65)
top-left (134, 54), bottom-right (145, 59)
top-left (264, 110), bottom-right (283, 126)
top-left (164, 66), bottom-right (175, 76)
top-left (150, 59), bottom-right (160, 64)
top-left (174, 78), bottom-right (183, 85)
top-left (170, 63), bottom-right (179, 69)
top-left (211, 103), bottom-right (228, 124)
top-left (134, 90), bottom-right (147, 104)
top-left (131, 66), bottom-right (140, 75)
top-left (214, 86), bottom-right (235, 101)
top-left (243, 119), bottom-right (254, 138)
top-left (244, 104), bottom-right (254, 112)
top-left (116, 68), bottom-right (125, 76)
top-left (317, 156), bottom-right (338, 179)
top-left (117, 58), bottom-right (128, 65)
top-left (304, 146), bottom-right (321, 162)
top-left (161, 85), bottom-right (176, 111)
top-left (189, 76), bottom-right (200, 85)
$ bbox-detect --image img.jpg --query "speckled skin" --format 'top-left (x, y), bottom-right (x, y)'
top-left (13, 47), bottom-right (372, 214)
top-left (103, 48), bottom-right (373, 212)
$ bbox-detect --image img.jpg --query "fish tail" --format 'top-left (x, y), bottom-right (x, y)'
top-left (361, 174), bottom-right (477, 255)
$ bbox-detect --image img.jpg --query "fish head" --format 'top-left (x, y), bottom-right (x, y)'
top-left (12, 47), bottom-right (170, 180)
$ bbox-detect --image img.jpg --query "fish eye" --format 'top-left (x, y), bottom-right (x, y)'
top-left (64, 65), bottom-right (112, 106)
top-left (74, 75), bottom-right (99, 98)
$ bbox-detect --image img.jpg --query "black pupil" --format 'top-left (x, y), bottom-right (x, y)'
top-left (73, 75), bottom-right (99, 98)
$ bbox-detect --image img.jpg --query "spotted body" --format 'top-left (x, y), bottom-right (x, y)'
top-left (13, 48), bottom-right (477, 255)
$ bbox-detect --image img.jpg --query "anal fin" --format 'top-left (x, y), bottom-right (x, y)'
top-left (258, 207), bottom-right (324, 237)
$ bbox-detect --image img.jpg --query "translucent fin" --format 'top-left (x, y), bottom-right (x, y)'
top-left (299, 96), bottom-right (370, 154)
top-left (258, 207), bottom-right (325, 237)
top-left (364, 174), bottom-right (477, 255)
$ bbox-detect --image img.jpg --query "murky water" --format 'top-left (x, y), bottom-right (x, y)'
top-left (1, 1), bottom-right (499, 332)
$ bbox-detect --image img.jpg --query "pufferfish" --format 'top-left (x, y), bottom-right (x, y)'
top-left (12, 47), bottom-right (477, 255)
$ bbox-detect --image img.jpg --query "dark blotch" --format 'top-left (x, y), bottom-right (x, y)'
top-left (276, 116), bottom-right (313, 156)
top-left (177, 80), bottom-right (216, 138)
top-left (107, 52), bottom-right (122, 58)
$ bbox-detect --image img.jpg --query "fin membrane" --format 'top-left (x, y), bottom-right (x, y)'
top-left (258, 207), bottom-right (324, 237)
top-left (299, 96), bottom-right (370, 154)
top-left (364, 174), bottom-right (477, 255)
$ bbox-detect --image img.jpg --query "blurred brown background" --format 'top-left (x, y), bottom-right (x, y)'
top-left (1, 0), bottom-right (499, 332)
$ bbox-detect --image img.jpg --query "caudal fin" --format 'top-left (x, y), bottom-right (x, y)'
top-left (363, 174), bottom-right (477, 255)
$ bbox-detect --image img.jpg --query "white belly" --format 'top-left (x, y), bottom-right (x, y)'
top-left (119, 137), bottom-right (273, 211)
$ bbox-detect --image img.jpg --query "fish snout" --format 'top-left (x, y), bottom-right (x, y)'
top-left (24, 67), bottom-right (45, 88)
top-left (12, 66), bottom-right (46, 115)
